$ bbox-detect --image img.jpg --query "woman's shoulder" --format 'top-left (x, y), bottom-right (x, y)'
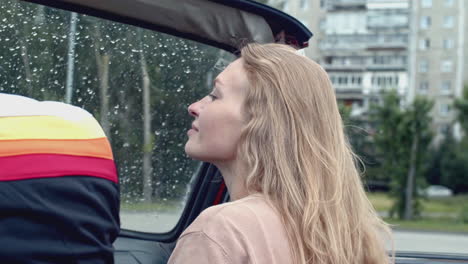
top-left (208, 194), bottom-right (276, 219)
top-left (184, 194), bottom-right (278, 234)
top-left (174, 194), bottom-right (292, 264)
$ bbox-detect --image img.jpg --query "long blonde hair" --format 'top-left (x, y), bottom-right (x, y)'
top-left (238, 43), bottom-right (392, 264)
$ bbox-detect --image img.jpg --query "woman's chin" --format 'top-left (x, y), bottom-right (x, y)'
top-left (184, 141), bottom-right (235, 164)
top-left (184, 147), bottom-right (214, 163)
top-left (184, 142), bottom-right (194, 157)
top-left (184, 142), bottom-right (202, 160)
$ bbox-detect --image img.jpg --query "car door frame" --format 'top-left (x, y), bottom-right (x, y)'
top-left (114, 163), bottom-right (226, 263)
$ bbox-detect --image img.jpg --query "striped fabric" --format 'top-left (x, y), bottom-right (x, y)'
top-left (0, 93), bottom-right (117, 183)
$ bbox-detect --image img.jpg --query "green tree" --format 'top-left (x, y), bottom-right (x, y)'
top-left (403, 97), bottom-right (433, 219)
top-left (454, 84), bottom-right (468, 133)
top-left (371, 92), bottom-right (409, 218)
top-left (439, 132), bottom-right (468, 193)
top-left (371, 92), bottom-right (433, 219)
top-left (439, 85), bottom-right (468, 193)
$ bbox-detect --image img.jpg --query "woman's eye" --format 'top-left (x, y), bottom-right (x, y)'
top-left (208, 94), bottom-right (218, 101)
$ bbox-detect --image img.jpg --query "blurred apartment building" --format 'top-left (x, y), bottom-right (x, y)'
top-left (270, 0), bottom-right (466, 140)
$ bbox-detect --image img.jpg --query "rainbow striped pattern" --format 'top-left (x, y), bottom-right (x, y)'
top-left (0, 93), bottom-right (117, 183)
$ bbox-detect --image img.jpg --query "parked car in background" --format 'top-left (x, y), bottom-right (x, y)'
top-left (425, 185), bottom-right (453, 198)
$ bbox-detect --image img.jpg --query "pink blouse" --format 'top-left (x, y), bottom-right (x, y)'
top-left (168, 194), bottom-right (293, 264)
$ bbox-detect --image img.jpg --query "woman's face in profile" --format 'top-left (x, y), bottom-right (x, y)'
top-left (185, 59), bottom-right (248, 164)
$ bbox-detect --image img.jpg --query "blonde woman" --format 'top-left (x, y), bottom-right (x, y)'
top-left (168, 43), bottom-right (392, 264)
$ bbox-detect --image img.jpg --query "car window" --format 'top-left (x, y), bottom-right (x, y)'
top-left (0, 0), bottom-right (235, 233)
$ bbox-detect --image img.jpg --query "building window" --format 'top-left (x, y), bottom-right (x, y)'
top-left (419, 38), bottom-right (431, 50)
top-left (443, 16), bottom-right (454, 28)
top-left (300, 0), bottom-right (309, 10)
top-left (439, 103), bottom-right (450, 116)
top-left (319, 18), bottom-right (326, 31)
top-left (421, 0), bottom-right (432, 8)
top-left (441, 60), bottom-right (453, 72)
top-left (444, 0), bottom-right (455, 7)
top-left (419, 81), bottom-right (429, 94)
top-left (440, 80), bottom-right (452, 95)
top-left (351, 76), bottom-right (362, 85)
top-left (420, 16), bottom-right (431, 29)
top-left (320, 0), bottom-right (326, 9)
top-left (419, 59), bottom-right (429, 73)
top-left (367, 11), bottom-right (409, 28)
top-left (332, 74), bottom-right (362, 87)
top-left (318, 39), bottom-right (325, 50)
top-left (338, 76), bottom-right (347, 85)
top-left (402, 56), bottom-right (408, 64)
top-left (372, 75), bottom-right (399, 88)
top-left (372, 55), bottom-right (406, 65)
top-left (439, 124), bottom-right (449, 135)
top-left (373, 56), bottom-right (383, 64)
top-left (443, 38), bottom-right (455, 49)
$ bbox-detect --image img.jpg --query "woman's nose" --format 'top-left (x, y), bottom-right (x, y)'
top-left (188, 100), bottom-right (200, 117)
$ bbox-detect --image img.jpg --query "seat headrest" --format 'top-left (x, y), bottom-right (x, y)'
top-left (0, 93), bottom-right (117, 183)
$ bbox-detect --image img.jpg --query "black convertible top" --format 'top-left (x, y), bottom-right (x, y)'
top-left (22, 0), bottom-right (313, 53)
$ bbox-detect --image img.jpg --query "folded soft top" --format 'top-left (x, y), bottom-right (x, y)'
top-left (22, 0), bottom-right (313, 52)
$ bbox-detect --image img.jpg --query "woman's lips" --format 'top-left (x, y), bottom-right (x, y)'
top-left (188, 124), bottom-right (198, 136)
top-left (187, 128), bottom-right (197, 136)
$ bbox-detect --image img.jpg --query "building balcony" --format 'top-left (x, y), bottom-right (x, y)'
top-left (323, 63), bottom-right (366, 71)
top-left (367, 24), bottom-right (409, 30)
top-left (319, 40), bottom-right (367, 51)
top-left (366, 34), bottom-right (408, 49)
top-left (367, 85), bottom-right (405, 95)
top-left (324, 63), bottom-right (406, 71)
top-left (367, 41), bottom-right (407, 49)
top-left (335, 89), bottom-right (364, 100)
top-left (334, 85), bottom-right (363, 93)
top-left (328, 0), bottom-right (367, 9)
top-left (366, 63), bottom-right (407, 71)
top-left (320, 44), bottom-right (367, 52)
top-left (319, 33), bottom-right (408, 51)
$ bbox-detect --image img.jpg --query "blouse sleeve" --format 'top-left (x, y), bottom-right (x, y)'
top-left (167, 231), bottom-right (231, 264)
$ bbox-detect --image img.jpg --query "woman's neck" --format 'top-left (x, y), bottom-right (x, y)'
top-left (214, 159), bottom-right (249, 201)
